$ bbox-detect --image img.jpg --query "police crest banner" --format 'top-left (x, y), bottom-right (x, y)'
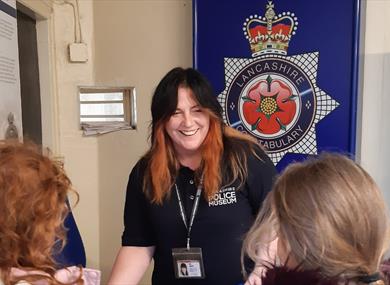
top-left (193, 0), bottom-right (362, 169)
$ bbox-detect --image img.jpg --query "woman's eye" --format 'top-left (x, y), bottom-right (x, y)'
top-left (193, 108), bottom-right (202, 113)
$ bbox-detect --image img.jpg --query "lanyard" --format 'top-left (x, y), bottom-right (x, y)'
top-left (174, 178), bottom-right (203, 250)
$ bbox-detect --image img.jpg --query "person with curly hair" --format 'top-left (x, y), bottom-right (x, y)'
top-left (0, 141), bottom-right (99, 285)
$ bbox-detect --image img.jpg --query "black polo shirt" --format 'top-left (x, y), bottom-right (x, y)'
top-left (122, 148), bottom-right (276, 285)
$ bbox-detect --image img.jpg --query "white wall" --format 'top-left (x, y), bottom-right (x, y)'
top-left (51, 0), bottom-right (100, 270)
top-left (360, 0), bottom-right (390, 204)
top-left (93, 1), bottom-right (192, 283)
top-left (28, 0), bottom-right (192, 283)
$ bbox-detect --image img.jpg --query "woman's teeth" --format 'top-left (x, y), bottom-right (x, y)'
top-left (180, 129), bottom-right (199, 136)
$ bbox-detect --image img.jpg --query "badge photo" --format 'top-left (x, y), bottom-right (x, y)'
top-left (172, 247), bottom-right (205, 279)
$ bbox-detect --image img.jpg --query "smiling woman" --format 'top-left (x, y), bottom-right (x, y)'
top-left (108, 67), bottom-right (277, 285)
top-left (164, 87), bottom-right (210, 167)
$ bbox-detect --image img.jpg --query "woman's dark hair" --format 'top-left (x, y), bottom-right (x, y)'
top-left (150, 67), bottom-right (223, 141)
top-left (143, 67), bottom-right (259, 204)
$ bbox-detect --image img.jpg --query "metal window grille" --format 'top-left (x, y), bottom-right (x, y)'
top-left (79, 86), bottom-right (137, 135)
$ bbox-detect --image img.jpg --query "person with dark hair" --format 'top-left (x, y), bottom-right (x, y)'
top-left (242, 153), bottom-right (390, 285)
top-left (108, 67), bottom-right (276, 285)
top-left (179, 263), bottom-right (188, 277)
top-left (0, 141), bottom-right (100, 285)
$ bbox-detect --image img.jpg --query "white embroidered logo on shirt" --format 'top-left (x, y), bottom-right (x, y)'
top-left (208, 186), bottom-right (237, 207)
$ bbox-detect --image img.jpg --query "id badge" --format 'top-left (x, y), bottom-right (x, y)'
top-left (172, 247), bottom-right (205, 279)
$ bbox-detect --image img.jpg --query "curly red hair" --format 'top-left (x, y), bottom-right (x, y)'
top-left (0, 141), bottom-right (82, 285)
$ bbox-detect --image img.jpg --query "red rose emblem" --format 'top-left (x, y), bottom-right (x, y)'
top-left (242, 76), bottom-right (297, 135)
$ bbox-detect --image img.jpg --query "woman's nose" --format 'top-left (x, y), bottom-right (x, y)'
top-left (183, 112), bottom-right (194, 126)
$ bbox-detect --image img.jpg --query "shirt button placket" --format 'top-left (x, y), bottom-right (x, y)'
top-left (189, 179), bottom-right (195, 200)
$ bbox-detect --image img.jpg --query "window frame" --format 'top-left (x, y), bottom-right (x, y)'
top-left (78, 86), bottom-right (137, 131)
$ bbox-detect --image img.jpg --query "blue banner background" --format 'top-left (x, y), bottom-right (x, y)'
top-left (193, 0), bottom-right (361, 170)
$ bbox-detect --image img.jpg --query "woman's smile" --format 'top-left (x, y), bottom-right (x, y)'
top-left (179, 128), bottom-right (200, 136)
top-left (165, 87), bottom-right (210, 159)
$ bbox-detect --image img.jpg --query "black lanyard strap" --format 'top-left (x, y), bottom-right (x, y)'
top-left (174, 178), bottom-right (203, 250)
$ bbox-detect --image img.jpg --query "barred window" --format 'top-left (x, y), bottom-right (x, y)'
top-left (79, 86), bottom-right (137, 135)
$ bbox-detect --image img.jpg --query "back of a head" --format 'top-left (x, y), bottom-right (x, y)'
top-left (0, 141), bottom-right (73, 283)
top-left (274, 153), bottom-right (389, 281)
